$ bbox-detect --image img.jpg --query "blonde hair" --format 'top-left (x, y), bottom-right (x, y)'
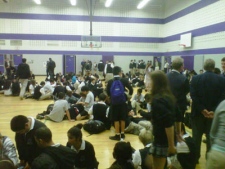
top-left (139, 129), bottom-right (153, 146)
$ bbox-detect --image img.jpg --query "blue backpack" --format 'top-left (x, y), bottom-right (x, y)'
top-left (110, 79), bottom-right (126, 105)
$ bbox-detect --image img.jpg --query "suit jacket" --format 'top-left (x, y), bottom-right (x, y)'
top-left (167, 71), bottom-right (190, 111)
top-left (190, 71), bottom-right (225, 117)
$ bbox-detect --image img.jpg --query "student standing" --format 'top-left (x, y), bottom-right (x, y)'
top-left (16, 58), bottom-right (31, 100)
top-left (167, 58), bottom-right (189, 142)
top-left (107, 66), bottom-right (133, 141)
top-left (149, 70), bottom-right (176, 169)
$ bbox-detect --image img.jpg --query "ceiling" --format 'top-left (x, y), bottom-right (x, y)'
top-left (0, 0), bottom-right (165, 8)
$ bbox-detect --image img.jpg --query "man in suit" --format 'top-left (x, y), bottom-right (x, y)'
top-left (190, 59), bottom-right (225, 162)
top-left (167, 57), bottom-right (190, 141)
top-left (221, 57), bottom-right (225, 77)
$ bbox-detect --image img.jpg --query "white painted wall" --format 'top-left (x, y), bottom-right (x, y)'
top-left (193, 55), bottom-right (204, 73)
top-left (23, 54), bottom-right (63, 75)
top-left (204, 54), bottom-right (225, 71)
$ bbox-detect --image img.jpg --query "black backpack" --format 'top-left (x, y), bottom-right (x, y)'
top-left (83, 120), bottom-right (105, 134)
top-left (33, 86), bottom-right (42, 100)
top-left (11, 81), bottom-right (20, 96)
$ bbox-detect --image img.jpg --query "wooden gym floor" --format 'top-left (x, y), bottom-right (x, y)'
top-left (0, 76), bottom-right (206, 169)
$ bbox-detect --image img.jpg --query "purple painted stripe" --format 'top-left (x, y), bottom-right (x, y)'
top-left (0, 34), bottom-right (163, 43)
top-left (164, 47), bottom-right (225, 56)
top-left (1, 47), bottom-right (225, 56)
top-left (164, 21), bottom-right (225, 42)
top-left (0, 12), bottom-right (163, 24)
top-left (1, 21), bottom-right (224, 43)
top-left (0, 50), bottom-right (162, 56)
top-left (164, 0), bottom-right (219, 23)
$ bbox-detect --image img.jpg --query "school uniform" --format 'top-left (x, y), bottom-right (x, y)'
top-left (67, 140), bottom-right (98, 169)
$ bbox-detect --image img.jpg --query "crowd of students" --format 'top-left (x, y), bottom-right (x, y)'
top-left (1, 57), bottom-right (225, 169)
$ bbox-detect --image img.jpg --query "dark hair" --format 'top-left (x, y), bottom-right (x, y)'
top-left (98, 93), bottom-right (107, 101)
top-left (35, 127), bottom-right (52, 142)
top-left (81, 86), bottom-right (89, 92)
top-left (94, 74), bottom-right (99, 79)
top-left (10, 115), bottom-right (28, 132)
top-left (144, 93), bottom-right (152, 103)
top-left (113, 66), bottom-right (121, 75)
top-left (67, 124), bottom-right (83, 140)
top-left (58, 92), bottom-right (65, 99)
top-left (150, 70), bottom-right (175, 103)
top-left (221, 57), bottom-right (225, 62)
top-left (113, 142), bottom-right (133, 167)
top-left (22, 58), bottom-right (26, 63)
top-left (50, 79), bottom-right (54, 83)
top-left (214, 67), bottom-right (221, 75)
top-left (137, 88), bottom-right (142, 94)
top-left (40, 81), bottom-right (45, 86)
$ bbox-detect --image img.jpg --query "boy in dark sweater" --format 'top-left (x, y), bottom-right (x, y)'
top-left (67, 124), bottom-right (98, 169)
top-left (32, 127), bottom-right (75, 169)
top-left (88, 93), bottom-right (111, 129)
top-left (10, 115), bottom-right (46, 169)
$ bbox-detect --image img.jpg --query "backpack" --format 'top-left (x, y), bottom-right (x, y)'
top-left (83, 120), bottom-right (105, 134)
top-left (11, 81), bottom-right (20, 96)
top-left (33, 86), bottom-right (42, 100)
top-left (110, 79), bottom-right (126, 105)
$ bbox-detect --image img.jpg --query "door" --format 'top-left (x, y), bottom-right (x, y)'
top-left (0, 54), bottom-right (4, 73)
top-left (13, 55), bottom-right (23, 69)
top-left (181, 56), bottom-right (194, 70)
top-left (65, 55), bottom-right (75, 74)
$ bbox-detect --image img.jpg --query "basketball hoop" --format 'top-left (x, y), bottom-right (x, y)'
top-left (178, 44), bottom-right (186, 51)
top-left (179, 44), bottom-right (186, 48)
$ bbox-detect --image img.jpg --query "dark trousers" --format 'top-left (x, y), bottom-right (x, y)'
top-left (191, 114), bottom-right (212, 161)
top-left (6, 68), bottom-right (11, 79)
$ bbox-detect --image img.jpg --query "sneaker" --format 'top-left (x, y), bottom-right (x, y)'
top-left (109, 135), bottom-right (120, 141)
top-left (36, 114), bottom-right (44, 120)
top-left (120, 134), bottom-right (125, 141)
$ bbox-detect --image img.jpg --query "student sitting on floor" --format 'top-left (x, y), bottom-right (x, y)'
top-left (167, 123), bottom-right (197, 169)
top-left (39, 81), bottom-right (54, 100)
top-left (88, 93), bottom-right (111, 129)
top-left (75, 86), bottom-right (94, 121)
top-left (32, 127), bottom-right (75, 169)
top-left (33, 82), bottom-right (43, 100)
top-left (65, 90), bottom-right (79, 108)
top-left (109, 142), bottom-right (134, 169)
top-left (25, 79), bottom-right (36, 99)
top-left (45, 92), bottom-right (74, 122)
top-left (132, 129), bottom-right (153, 169)
top-left (52, 82), bottom-right (65, 101)
top-left (67, 124), bottom-right (99, 169)
top-left (0, 133), bottom-right (19, 166)
top-left (131, 88), bottom-right (145, 113)
top-left (10, 115), bottom-right (46, 169)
